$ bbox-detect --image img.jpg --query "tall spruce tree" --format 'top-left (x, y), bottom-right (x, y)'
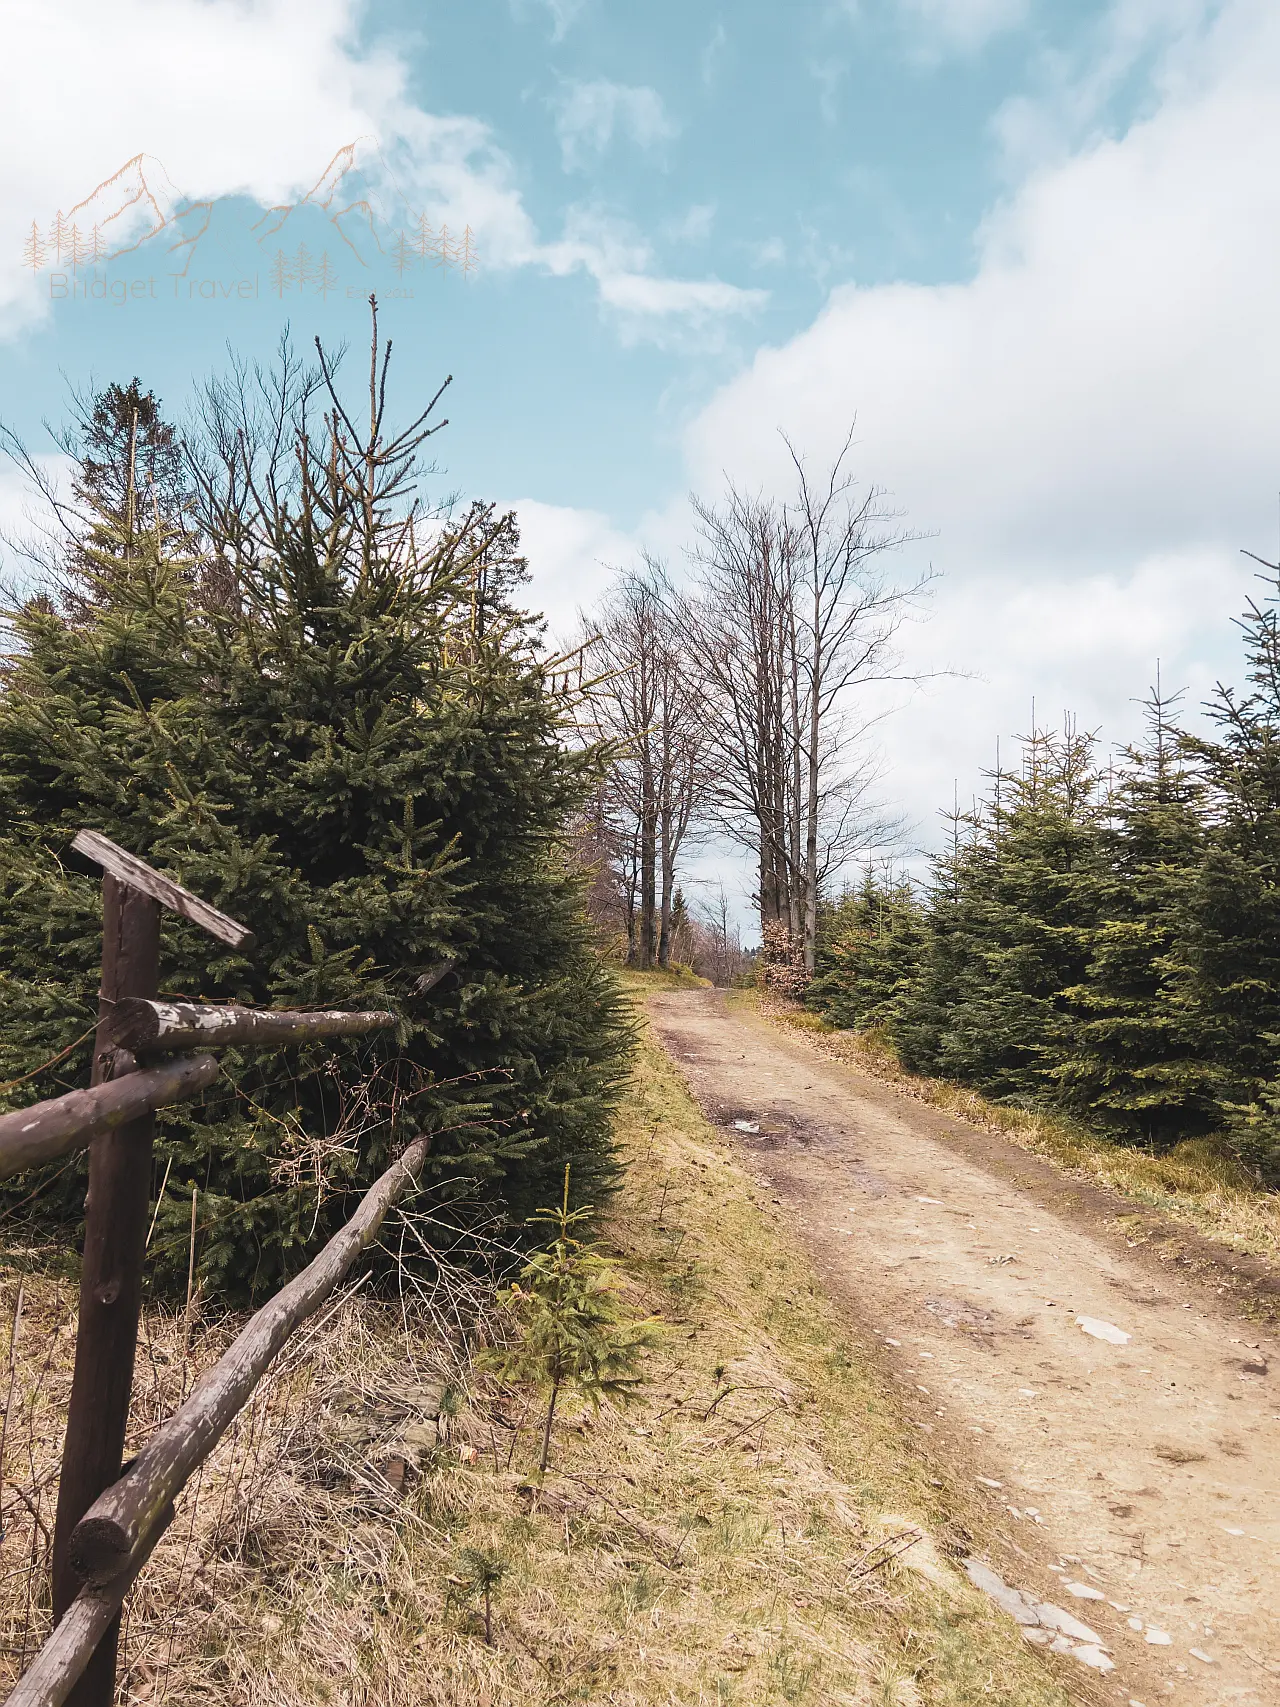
top-left (1180, 563), bottom-right (1280, 1176)
top-left (0, 312), bottom-right (630, 1296)
top-left (896, 724), bottom-right (1108, 1102)
top-left (1052, 682), bottom-right (1213, 1144)
top-left (806, 870), bottom-right (925, 1033)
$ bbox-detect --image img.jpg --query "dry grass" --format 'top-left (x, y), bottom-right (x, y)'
top-left (0, 1004), bottom-right (1071, 1706)
top-left (745, 990), bottom-right (1280, 1268)
top-left (618, 966), bottom-right (713, 993)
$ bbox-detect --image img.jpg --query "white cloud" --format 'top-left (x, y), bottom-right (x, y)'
top-left (878, 548), bottom-right (1258, 846)
top-left (551, 80), bottom-right (679, 172)
top-left (989, 0), bottom-right (1220, 175)
top-left (686, 0), bottom-right (1280, 566)
top-left (558, 0), bottom-right (1280, 853)
top-left (0, 450), bottom-right (72, 597)
top-left (512, 498), bottom-right (641, 641)
top-left (664, 203), bottom-right (716, 244)
top-left (597, 271), bottom-right (763, 322)
top-left (895, 0), bottom-right (1030, 52)
top-left (539, 206), bottom-right (766, 345)
top-left (0, 0), bottom-right (751, 343)
top-left (701, 22), bottom-right (728, 88)
top-left (750, 236), bottom-right (788, 269)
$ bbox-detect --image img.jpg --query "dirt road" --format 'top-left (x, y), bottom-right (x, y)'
top-left (648, 990), bottom-right (1280, 1707)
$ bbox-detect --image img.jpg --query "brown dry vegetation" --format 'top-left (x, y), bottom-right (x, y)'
top-left (0, 991), bottom-right (1072, 1706)
top-left (747, 989), bottom-right (1280, 1268)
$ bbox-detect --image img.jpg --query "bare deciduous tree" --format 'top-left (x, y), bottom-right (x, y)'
top-left (687, 427), bottom-right (931, 970)
top-left (691, 884), bottom-right (749, 986)
top-left (581, 559), bottom-right (709, 968)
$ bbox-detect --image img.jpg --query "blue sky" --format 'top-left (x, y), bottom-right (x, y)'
top-left (3, 0), bottom-right (1117, 519)
top-left (3, 0), bottom-right (1279, 909)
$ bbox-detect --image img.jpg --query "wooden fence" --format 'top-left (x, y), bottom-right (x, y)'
top-left (0, 832), bottom-right (423, 1707)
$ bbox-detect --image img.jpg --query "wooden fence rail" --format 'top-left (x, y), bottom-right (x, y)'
top-left (71, 1133), bottom-right (431, 1588)
top-left (107, 999), bottom-right (396, 1054)
top-left (0, 1056), bottom-right (218, 1181)
top-left (0, 832), bottom-right (414, 1707)
top-left (5, 1540), bottom-right (166, 1707)
top-left (5, 1136), bottom-right (433, 1707)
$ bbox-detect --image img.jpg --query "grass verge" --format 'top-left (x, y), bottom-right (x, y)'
top-left (742, 989), bottom-right (1280, 1270)
top-left (0, 1000), bottom-right (1071, 1706)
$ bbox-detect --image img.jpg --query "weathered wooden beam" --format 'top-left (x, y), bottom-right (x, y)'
top-left (3, 1510), bottom-right (171, 1707)
top-left (71, 832), bottom-right (254, 950)
top-left (1, 1581), bottom-right (126, 1707)
top-left (52, 876), bottom-right (160, 1707)
top-left (69, 1135), bottom-right (432, 1586)
top-left (0, 1055), bottom-right (218, 1182)
top-left (109, 1000), bottom-right (396, 1055)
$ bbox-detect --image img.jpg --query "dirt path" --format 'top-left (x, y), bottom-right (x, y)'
top-left (648, 990), bottom-right (1280, 1707)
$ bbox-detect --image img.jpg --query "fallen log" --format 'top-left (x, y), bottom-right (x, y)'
top-left (109, 999), bottom-right (397, 1054)
top-left (69, 1134), bottom-right (432, 1586)
top-left (0, 1056), bottom-right (218, 1181)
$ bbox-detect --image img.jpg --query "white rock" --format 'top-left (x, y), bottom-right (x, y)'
top-left (1075, 1315), bottom-right (1131, 1345)
top-left (1035, 1603), bottom-right (1106, 1645)
top-left (1064, 1582), bottom-right (1106, 1600)
top-left (1127, 1616), bottom-right (1143, 1631)
top-left (962, 1559), bottom-right (1040, 1625)
top-left (976, 1476), bottom-right (1002, 1488)
top-left (1071, 1644), bottom-right (1116, 1673)
top-left (733, 1120), bottom-right (759, 1132)
top-left (1144, 1629), bottom-right (1172, 1645)
top-left (1188, 1649), bottom-right (1215, 1664)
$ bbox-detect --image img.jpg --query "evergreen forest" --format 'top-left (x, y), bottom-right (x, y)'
top-left (0, 329), bottom-right (630, 1298)
top-left (805, 591), bottom-right (1280, 1183)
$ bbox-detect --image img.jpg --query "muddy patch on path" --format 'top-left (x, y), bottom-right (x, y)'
top-left (922, 1295), bottom-right (1000, 1343)
top-left (710, 1100), bottom-right (826, 1151)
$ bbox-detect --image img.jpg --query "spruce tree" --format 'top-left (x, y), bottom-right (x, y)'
top-left (806, 870), bottom-right (924, 1033)
top-left (491, 1168), bottom-right (659, 1473)
top-left (0, 315), bottom-right (630, 1295)
top-left (1179, 562), bottom-right (1280, 1176)
top-left (896, 724), bottom-right (1108, 1103)
top-left (1052, 683), bottom-right (1213, 1144)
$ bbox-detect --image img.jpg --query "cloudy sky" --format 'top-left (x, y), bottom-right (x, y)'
top-left (2, 0), bottom-right (1278, 913)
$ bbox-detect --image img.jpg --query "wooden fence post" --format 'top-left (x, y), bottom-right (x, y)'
top-left (50, 874), bottom-right (161, 1707)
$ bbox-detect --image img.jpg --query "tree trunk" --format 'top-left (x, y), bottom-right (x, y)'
top-left (657, 787), bottom-right (674, 968)
top-left (804, 582), bottom-right (822, 975)
top-left (539, 1378), bottom-right (561, 1473)
top-left (639, 762), bottom-right (657, 971)
top-left (787, 602), bottom-right (805, 952)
